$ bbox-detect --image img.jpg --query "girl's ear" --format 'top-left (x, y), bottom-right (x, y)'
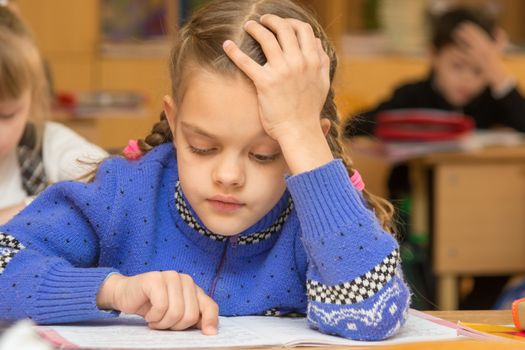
top-left (163, 95), bottom-right (178, 137)
top-left (320, 118), bottom-right (331, 136)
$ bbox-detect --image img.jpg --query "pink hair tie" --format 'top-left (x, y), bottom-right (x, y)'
top-left (123, 139), bottom-right (142, 160)
top-left (350, 170), bottom-right (365, 191)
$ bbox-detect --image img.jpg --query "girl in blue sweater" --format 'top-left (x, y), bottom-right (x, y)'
top-left (0, 0), bottom-right (410, 341)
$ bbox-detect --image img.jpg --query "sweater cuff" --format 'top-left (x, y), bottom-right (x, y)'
top-left (33, 264), bottom-right (120, 323)
top-left (286, 159), bottom-right (374, 237)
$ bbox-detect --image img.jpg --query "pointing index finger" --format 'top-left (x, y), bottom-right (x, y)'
top-left (195, 287), bottom-right (219, 335)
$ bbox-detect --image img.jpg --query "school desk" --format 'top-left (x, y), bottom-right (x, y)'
top-left (276, 310), bottom-right (517, 349)
top-left (0, 310), bottom-right (519, 349)
top-left (345, 138), bottom-right (525, 311)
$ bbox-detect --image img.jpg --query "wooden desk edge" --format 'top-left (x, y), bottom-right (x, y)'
top-left (300, 311), bottom-right (519, 350)
top-left (426, 310), bottom-right (513, 325)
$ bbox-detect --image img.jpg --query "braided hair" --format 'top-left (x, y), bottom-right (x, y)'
top-left (129, 0), bottom-right (396, 232)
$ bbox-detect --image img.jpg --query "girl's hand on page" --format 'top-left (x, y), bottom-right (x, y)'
top-left (223, 14), bottom-right (330, 143)
top-left (96, 272), bottom-right (219, 335)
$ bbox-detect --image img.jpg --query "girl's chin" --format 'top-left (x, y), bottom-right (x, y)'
top-left (200, 219), bottom-right (245, 236)
top-left (201, 217), bottom-right (258, 237)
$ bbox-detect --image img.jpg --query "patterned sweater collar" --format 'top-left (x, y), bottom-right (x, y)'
top-left (173, 181), bottom-right (293, 246)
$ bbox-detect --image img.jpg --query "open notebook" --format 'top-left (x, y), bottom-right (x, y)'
top-left (35, 310), bottom-right (462, 349)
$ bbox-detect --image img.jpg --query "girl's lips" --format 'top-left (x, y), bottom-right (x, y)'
top-left (209, 195), bottom-right (242, 204)
top-left (207, 199), bottom-right (245, 213)
top-left (207, 195), bottom-right (245, 213)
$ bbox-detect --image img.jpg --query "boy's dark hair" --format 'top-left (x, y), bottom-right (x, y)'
top-left (432, 8), bottom-right (496, 51)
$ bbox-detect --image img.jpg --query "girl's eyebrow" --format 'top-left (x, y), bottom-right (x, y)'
top-left (181, 121), bottom-right (217, 139)
top-left (181, 121), bottom-right (276, 142)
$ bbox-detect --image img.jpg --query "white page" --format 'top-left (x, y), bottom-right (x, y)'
top-left (228, 314), bottom-right (461, 347)
top-left (37, 316), bottom-right (269, 349)
top-left (37, 313), bottom-right (461, 349)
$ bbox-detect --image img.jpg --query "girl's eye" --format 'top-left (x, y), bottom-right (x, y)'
top-left (188, 145), bottom-right (215, 155)
top-left (250, 153), bottom-right (279, 163)
top-left (0, 113), bottom-right (16, 120)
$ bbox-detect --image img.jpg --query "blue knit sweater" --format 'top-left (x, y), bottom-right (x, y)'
top-left (0, 143), bottom-right (410, 341)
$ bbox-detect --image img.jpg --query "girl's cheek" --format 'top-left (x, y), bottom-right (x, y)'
top-left (0, 130), bottom-right (21, 158)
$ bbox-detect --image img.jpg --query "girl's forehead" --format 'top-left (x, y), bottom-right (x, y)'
top-left (182, 69), bottom-right (254, 95)
top-left (179, 71), bottom-right (257, 120)
top-left (177, 71), bottom-right (275, 145)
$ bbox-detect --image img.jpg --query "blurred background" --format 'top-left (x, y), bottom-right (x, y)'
top-left (13, 0), bottom-right (525, 146)
top-left (14, 0), bottom-right (525, 147)
top-left (11, 0), bottom-right (525, 312)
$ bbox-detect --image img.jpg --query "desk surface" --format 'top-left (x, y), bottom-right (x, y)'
top-left (285, 310), bottom-right (522, 350)
top-left (420, 145), bottom-right (525, 164)
top-left (427, 310), bottom-right (514, 324)
top-left (346, 137), bottom-right (525, 163)
top-left (0, 311), bottom-right (520, 349)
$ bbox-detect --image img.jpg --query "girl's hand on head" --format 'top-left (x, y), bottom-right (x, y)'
top-left (223, 14), bottom-right (330, 142)
top-left (454, 22), bottom-right (511, 89)
top-left (96, 272), bottom-right (219, 335)
top-left (223, 14), bottom-right (334, 174)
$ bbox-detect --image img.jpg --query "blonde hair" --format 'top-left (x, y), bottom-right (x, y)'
top-left (137, 0), bottom-right (395, 232)
top-left (0, 6), bottom-right (50, 153)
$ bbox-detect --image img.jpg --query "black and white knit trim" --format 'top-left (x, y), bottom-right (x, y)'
top-left (263, 308), bottom-right (281, 316)
top-left (262, 308), bottom-right (305, 317)
top-left (0, 233), bottom-right (26, 274)
top-left (174, 181), bottom-right (293, 245)
top-left (306, 249), bottom-right (399, 305)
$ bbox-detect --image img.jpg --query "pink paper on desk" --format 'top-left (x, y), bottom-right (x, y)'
top-left (408, 309), bottom-right (459, 329)
top-left (410, 309), bottom-right (519, 343)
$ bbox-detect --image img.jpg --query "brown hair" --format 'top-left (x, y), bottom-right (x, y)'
top-left (0, 6), bottom-right (50, 153)
top-left (432, 7), bottom-right (496, 51)
top-left (136, 0), bottom-right (395, 232)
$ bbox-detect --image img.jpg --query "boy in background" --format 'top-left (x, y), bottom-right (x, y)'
top-left (345, 7), bottom-right (524, 310)
top-left (345, 8), bottom-right (525, 137)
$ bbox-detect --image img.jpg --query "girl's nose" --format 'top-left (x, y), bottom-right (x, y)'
top-left (212, 156), bottom-right (245, 188)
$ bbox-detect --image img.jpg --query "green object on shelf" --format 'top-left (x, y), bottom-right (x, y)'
top-left (363, 0), bottom-right (380, 31)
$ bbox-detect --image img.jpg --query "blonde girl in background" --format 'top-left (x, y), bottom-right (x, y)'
top-left (0, 6), bottom-right (107, 224)
top-left (0, 0), bottom-right (410, 341)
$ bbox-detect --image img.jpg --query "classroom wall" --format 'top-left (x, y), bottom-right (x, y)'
top-left (16, 0), bottom-right (170, 150)
top-left (14, 0), bottom-right (525, 149)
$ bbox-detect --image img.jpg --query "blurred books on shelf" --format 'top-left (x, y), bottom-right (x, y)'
top-left (100, 0), bottom-right (168, 42)
top-left (98, 0), bottom-right (212, 58)
top-left (378, 0), bottom-right (428, 55)
top-left (100, 40), bottom-right (171, 58)
top-left (53, 91), bottom-right (147, 119)
top-left (341, 33), bottom-right (389, 56)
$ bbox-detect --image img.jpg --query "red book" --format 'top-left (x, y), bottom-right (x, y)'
top-left (375, 109), bottom-right (475, 141)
